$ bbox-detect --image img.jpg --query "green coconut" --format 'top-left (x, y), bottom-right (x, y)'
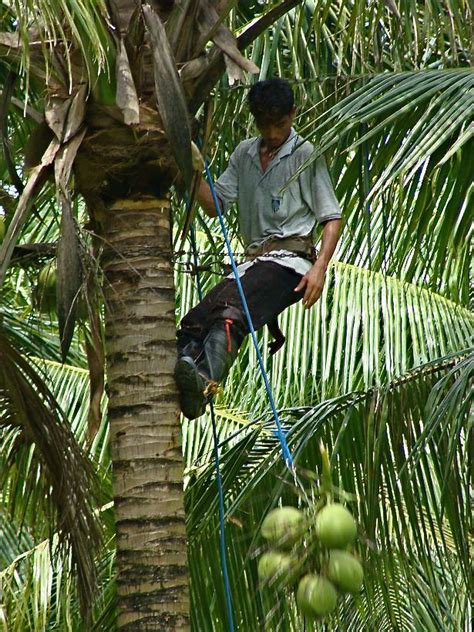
top-left (34, 261), bottom-right (88, 319)
top-left (0, 215), bottom-right (5, 242)
top-left (261, 506), bottom-right (307, 549)
top-left (34, 261), bottom-right (57, 314)
top-left (327, 550), bottom-right (364, 593)
top-left (296, 573), bottom-right (338, 618)
top-left (315, 503), bottom-right (357, 549)
top-left (257, 550), bottom-right (299, 589)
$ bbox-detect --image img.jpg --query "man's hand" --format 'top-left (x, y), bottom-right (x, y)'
top-left (294, 218), bottom-right (341, 308)
top-left (294, 260), bottom-right (327, 308)
top-left (191, 141), bottom-right (205, 172)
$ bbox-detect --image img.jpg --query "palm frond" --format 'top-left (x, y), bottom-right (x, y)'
top-left (1, 0), bottom-right (113, 93)
top-left (289, 69), bottom-right (473, 300)
top-left (0, 507), bottom-right (117, 632)
top-left (0, 519), bottom-right (77, 631)
top-left (0, 333), bottom-right (113, 630)
top-left (0, 332), bottom-right (103, 621)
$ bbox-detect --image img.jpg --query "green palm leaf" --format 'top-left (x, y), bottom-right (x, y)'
top-left (290, 69), bottom-right (473, 298)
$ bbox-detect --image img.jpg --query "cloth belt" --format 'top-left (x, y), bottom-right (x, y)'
top-left (245, 235), bottom-right (317, 264)
top-left (245, 235), bottom-right (317, 355)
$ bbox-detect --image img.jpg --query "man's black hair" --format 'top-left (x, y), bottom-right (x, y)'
top-left (247, 78), bottom-right (294, 121)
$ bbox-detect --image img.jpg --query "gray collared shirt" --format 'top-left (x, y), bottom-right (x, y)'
top-left (214, 128), bottom-right (341, 244)
top-left (214, 127), bottom-right (341, 277)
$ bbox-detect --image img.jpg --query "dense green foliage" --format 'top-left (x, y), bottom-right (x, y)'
top-left (1, 1), bottom-right (472, 630)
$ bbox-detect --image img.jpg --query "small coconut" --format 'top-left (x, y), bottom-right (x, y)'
top-left (0, 215), bottom-right (5, 242)
top-left (257, 550), bottom-right (299, 589)
top-left (296, 573), bottom-right (337, 618)
top-left (261, 506), bottom-right (307, 549)
top-left (327, 550), bottom-right (364, 593)
top-left (34, 261), bottom-right (88, 319)
top-left (315, 503), bottom-right (357, 549)
top-left (34, 261), bottom-right (57, 314)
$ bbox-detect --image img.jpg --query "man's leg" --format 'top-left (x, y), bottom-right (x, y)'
top-left (176, 277), bottom-right (235, 359)
top-left (227, 261), bottom-right (304, 333)
top-left (175, 261), bottom-right (304, 419)
top-left (175, 276), bottom-right (244, 419)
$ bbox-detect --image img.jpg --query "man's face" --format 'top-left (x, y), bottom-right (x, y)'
top-left (255, 107), bottom-right (296, 150)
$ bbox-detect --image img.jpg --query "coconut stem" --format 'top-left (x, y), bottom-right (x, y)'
top-left (320, 442), bottom-right (333, 495)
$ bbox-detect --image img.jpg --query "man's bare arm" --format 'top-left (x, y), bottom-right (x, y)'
top-left (315, 218), bottom-right (341, 268)
top-left (190, 142), bottom-right (219, 217)
top-left (195, 177), bottom-right (218, 218)
top-left (294, 218), bottom-right (342, 308)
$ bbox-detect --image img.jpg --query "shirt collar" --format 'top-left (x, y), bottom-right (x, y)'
top-left (247, 127), bottom-right (298, 160)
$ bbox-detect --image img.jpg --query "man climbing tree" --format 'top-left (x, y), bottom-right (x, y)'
top-left (175, 78), bottom-right (342, 420)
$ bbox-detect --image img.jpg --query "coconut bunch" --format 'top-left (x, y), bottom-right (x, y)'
top-left (257, 446), bottom-right (364, 621)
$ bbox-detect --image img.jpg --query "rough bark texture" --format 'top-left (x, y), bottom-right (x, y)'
top-left (101, 197), bottom-right (190, 631)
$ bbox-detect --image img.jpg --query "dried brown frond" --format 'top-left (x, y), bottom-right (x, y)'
top-left (0, 333), bottom-right (103, 621)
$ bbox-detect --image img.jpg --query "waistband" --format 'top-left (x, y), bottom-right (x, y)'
top-left (245, 235), bottom-right (317, 263)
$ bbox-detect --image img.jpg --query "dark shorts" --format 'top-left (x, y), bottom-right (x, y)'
top-left (177, 261), bottom-right (304, 348)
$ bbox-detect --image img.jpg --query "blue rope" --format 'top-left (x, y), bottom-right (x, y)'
top-left (203, 161), bottom-right (295, 471)
top-left (189, 223), bottom-right (235, 632)
top-left (185, 156), bottom-right (298, 632)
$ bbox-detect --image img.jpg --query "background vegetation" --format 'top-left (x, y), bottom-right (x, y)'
top-left (1, 1), bottom-right (472, 630)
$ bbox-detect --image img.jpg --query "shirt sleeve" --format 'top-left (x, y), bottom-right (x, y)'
top-left (300, 154), bottom-right (342, 223)
top-left (213, 146), bottom-right (240, 214)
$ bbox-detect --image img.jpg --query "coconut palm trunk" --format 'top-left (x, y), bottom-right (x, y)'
top-left (101, 197), bottom-right (189, 629)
